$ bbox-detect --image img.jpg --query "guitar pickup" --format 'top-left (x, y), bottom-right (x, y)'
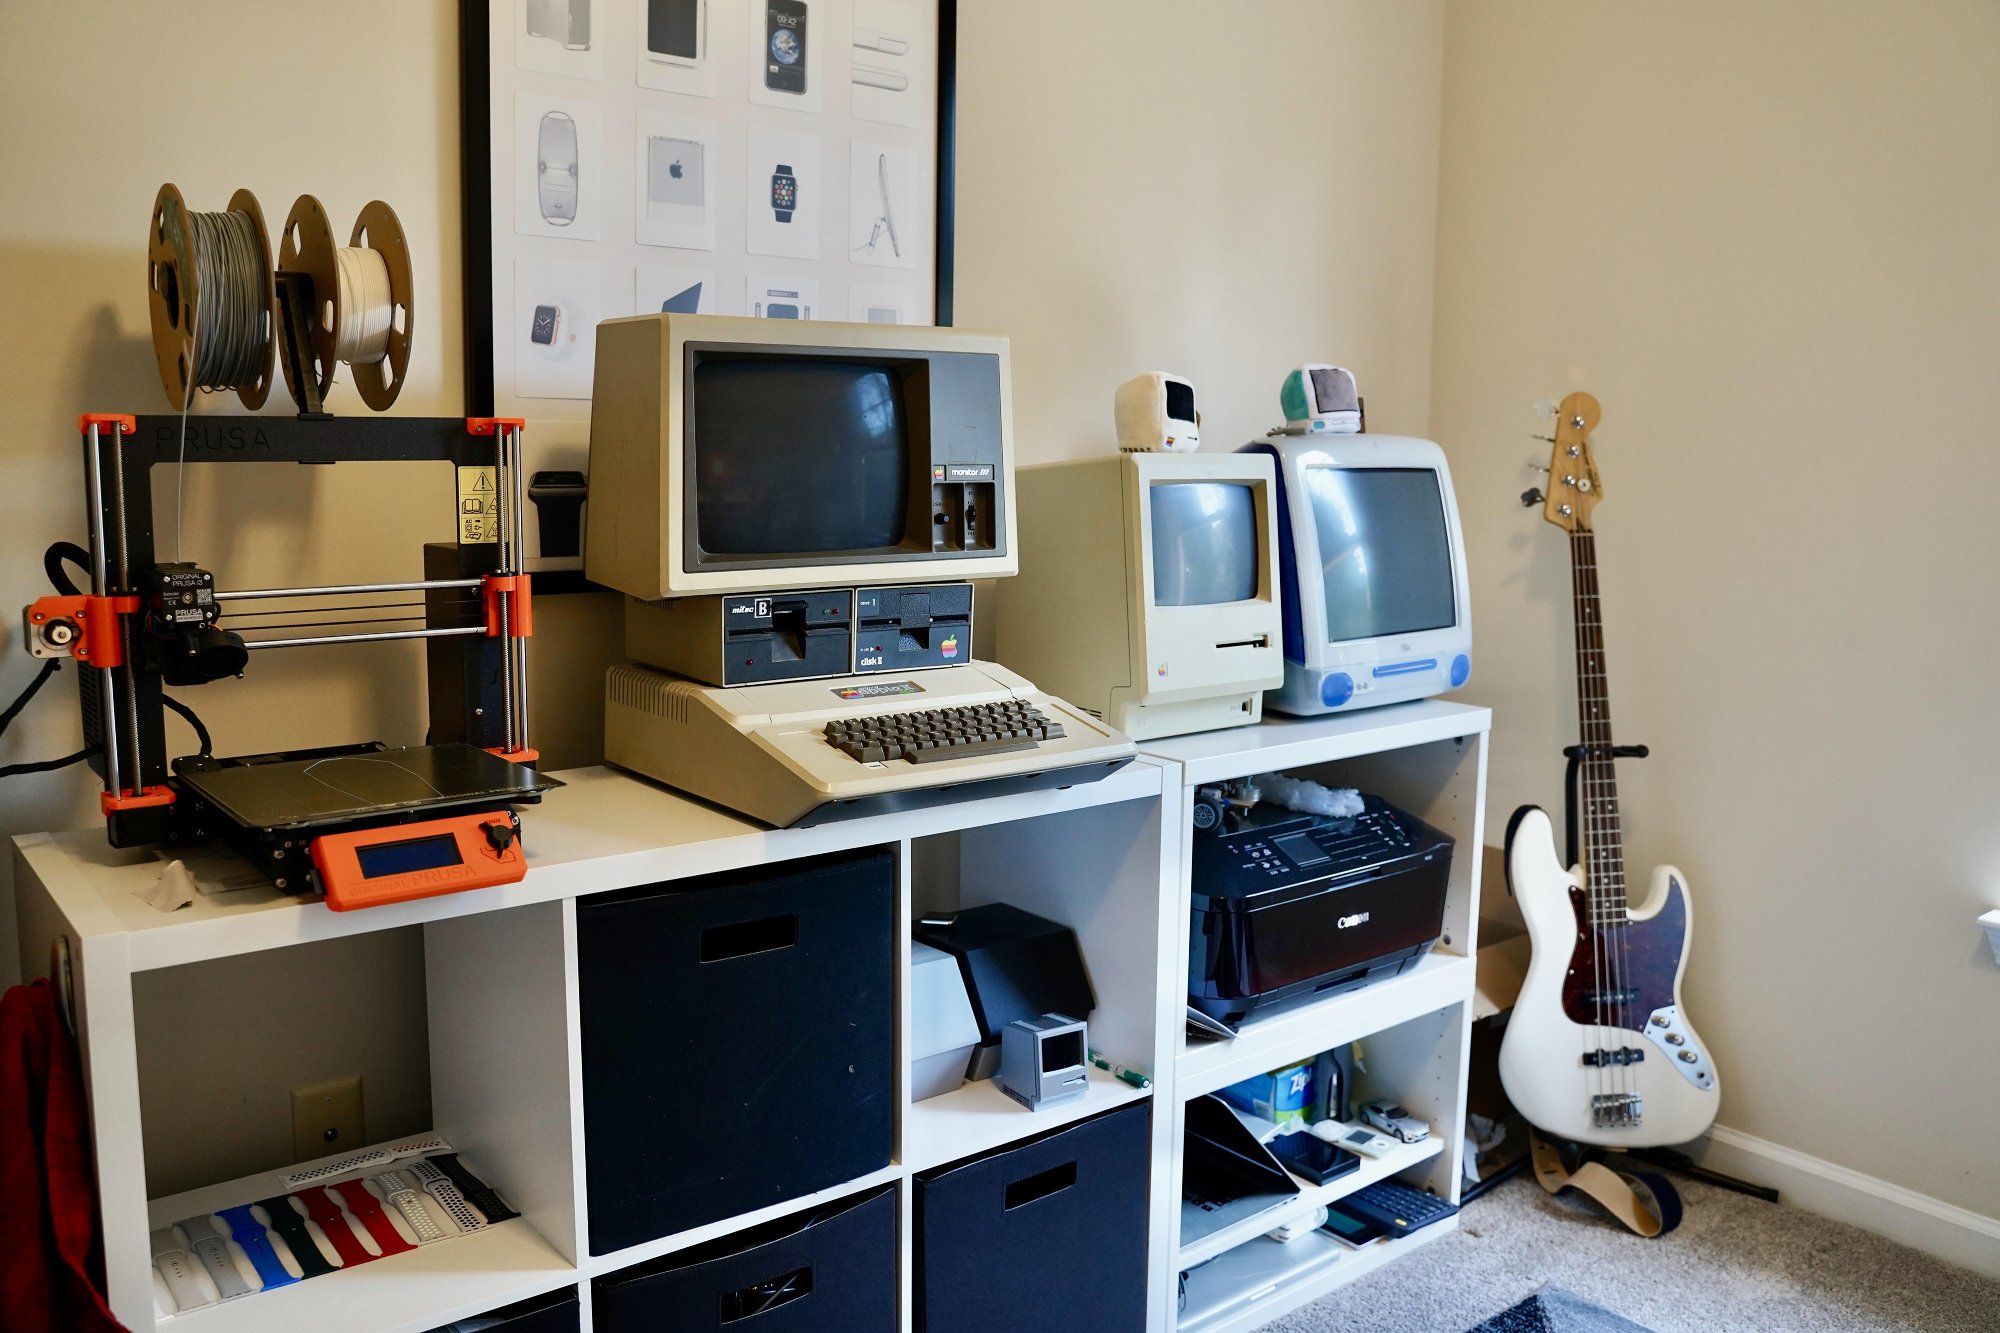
top-left (1581, 988), bottom-right (1639, 1006)
top-left (1582, 1047), bottom-right (1646, 1067)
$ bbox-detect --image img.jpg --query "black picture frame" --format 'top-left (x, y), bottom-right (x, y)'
top-left (456, 0), bottom-right (958, 418)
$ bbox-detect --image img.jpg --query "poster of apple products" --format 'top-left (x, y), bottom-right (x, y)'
top-left (477, 0), bottom-right (946, 568)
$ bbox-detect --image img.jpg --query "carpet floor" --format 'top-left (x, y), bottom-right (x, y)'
top-left (1262, 1174), bottom-right (2000, 1332)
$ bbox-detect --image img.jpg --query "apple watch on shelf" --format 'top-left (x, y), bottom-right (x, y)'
top-left (150, 1226), bottom-right (214, 1313)
top-left (254, 1195), bottom-right (338, 1279)
top-left (177, 1214), bottom-right (253, 1301)
top-left (771, 163), bottom-right (797, 222)
top-left (217, 1203), bottom-right (298, 1291)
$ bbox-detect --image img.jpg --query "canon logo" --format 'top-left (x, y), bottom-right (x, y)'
top-left (1337, 911), bottom-right (1370, 929)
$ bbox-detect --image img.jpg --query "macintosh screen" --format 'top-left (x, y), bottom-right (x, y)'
top-left (1149, 482), bottom-right (1259, 607)
top-left (1308, 467), bottom-right (1456, 641)
top-left (691, 357), bottom-right (911, 555)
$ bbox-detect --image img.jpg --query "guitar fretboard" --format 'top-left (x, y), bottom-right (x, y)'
top-left (1569, 529), bottom-right (1627, 920)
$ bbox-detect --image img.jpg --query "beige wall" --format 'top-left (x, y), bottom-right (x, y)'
top-left (1434, 0), bottom-right (2000, 1216)
top-left (953, 2), bottom-right (1444, 460)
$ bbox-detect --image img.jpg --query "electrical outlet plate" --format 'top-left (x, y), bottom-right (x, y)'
top-left (292, 1075), bottom-right (364, 1163)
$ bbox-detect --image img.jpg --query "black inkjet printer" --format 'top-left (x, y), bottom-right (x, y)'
top-left (1188, 793), bottom-right (1453, 1028)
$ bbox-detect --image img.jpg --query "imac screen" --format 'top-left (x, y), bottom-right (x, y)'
top-left (1306, 467), bottom-right (1456, 641)
top-left (692, 358), bottom-right (910, 554)
top-left (1149, 482), bottom-right (1259, 606)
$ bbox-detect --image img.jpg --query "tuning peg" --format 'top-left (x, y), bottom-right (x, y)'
top-left (1520, 487), bottom-right (1546, 508)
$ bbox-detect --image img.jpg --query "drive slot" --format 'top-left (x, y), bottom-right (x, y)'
top-left (1215, 635), bottom-right (1270, 650)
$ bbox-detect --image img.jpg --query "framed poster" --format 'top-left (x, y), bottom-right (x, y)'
top-left (461, 0), bottom-right (957, 569)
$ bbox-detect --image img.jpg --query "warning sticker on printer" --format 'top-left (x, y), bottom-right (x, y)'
top-left (456, 466), bottom-right (499, 544)
top-left (830, 680), bottom-right (926, 701)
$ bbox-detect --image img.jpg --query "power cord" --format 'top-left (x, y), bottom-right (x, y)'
top-left (163, 694), bottom-right (213, 758)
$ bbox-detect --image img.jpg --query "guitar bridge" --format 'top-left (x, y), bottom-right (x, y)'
top-left (1582, 1047), bottom-right (1646, 1067)
top-left (1589, 1092), bottom-right (1643, 1129)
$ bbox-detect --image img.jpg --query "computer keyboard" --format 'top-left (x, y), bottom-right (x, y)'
top-left (824, 700), bottom-right (1066, 765)
top-left (1338, 1180), bottom-right (1459, 1235)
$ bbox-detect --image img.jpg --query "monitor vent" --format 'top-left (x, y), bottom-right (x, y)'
top-left (609, 665), bottom-right (695, 725)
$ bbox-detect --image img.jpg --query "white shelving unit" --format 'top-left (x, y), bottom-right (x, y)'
top-left (1143, 700), bottom-right (1490, 1329)
top-left (12, 697), bottom-right (1486, 1333)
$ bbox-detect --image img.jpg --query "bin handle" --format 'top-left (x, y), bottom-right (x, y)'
top-left (720, 1265), bottom-right (813, 1322)
top-left (1004, 1160), bottom-right (1078, 1211)
top-left (701, 914), bottom-right (801, 963)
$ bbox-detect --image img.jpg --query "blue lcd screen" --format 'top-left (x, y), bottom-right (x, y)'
top-left (355, 833), bottom-right (463, 879)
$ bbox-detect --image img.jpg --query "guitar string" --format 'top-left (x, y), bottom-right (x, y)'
top-left (1570, 528), bottom-right (1611, 1116)
top-left (1579, 529), bottom-right (1636, 1117)
top-left (1580, 530), bottom-right (1621, 1116)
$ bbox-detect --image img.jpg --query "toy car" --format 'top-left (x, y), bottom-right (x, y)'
top-left (1360, 1100), bottom-right (1429, 1144)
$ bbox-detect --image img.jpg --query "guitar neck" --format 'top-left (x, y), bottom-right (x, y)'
top-left (1569, 530), bottom-right (1627, 915)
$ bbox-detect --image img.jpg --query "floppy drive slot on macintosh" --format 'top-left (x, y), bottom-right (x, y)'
top-left (1215, 634), bottom-right (1272, 651)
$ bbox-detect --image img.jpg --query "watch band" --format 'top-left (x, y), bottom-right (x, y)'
top-left (408, 1158), bottom-right (489, 1234)
top-left (218, 1204), bottom-right (298, 1291)
top-left (255, 1195), bottom-right (338, 1279)
top-left (293, 1186), bottom-right (377, 1267)
top-left (426, 1152), bottom-right (521, 1223)
top-left (374, 1168), bottom-right (455, 1244)
top-left (178, 1214), bottom-right (253, 1301)
top-left (150, 1227), bottom-right (214, 1313)
top-left (331, 1179), bottom-right (417, 1257)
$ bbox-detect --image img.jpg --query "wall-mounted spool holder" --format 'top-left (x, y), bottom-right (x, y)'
top-left (146, 183), bottom-right (278, 411)
top-left (277, 194), bottom-right (414, 416)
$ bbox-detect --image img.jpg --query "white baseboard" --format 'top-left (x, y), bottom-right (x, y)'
top-left (1692, 1125), bottom-right (2000, 1281)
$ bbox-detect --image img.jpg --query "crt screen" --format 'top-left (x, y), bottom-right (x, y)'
top-left (691, 358), bottom-right (911, 555)
top-left (355, 833), bottom-right (463, 879)
top-left (1042, 1029), bottom-right (1085, 1071)
top-left (1305, 467), bottom-right (1456, 642)
top-left (1150, 482), bottom-right (1258, 607)
top-left (1163, 378), bottom-right (1195, 423)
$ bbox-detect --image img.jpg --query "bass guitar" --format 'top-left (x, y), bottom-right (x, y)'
top-left (1497, 392), bottom-right (1720, 1147)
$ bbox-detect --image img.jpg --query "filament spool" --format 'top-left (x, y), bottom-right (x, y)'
top-left (146, 184), bottom-right (278, 410)
top-left (278, 196), bottom-right (414, 411)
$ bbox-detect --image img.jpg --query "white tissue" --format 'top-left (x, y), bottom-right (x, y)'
top-left (1255, 773), bottom-right (1364, 819)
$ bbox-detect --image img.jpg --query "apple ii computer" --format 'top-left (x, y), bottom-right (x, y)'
top-left (586, 314), bottom-right (1133, 826)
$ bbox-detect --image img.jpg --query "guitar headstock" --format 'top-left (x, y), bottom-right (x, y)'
top-left (1542, 391), bottom-right (1602, 533)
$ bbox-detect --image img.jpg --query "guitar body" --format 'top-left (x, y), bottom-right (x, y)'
top-left (1499, 806), bottom-right (1719, 1146)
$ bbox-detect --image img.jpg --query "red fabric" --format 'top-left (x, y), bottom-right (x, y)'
top-left (0, 980), bottom-right (125, 1332)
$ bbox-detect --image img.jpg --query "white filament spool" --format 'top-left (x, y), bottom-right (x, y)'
top-left (333, 246), bottom-right (395, 364)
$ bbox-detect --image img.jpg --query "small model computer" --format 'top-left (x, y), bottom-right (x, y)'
top-left (586, 314), bottom-right (1133, 826)
top-left (994, 450), bottom-right (1282, 740)
top-left (1241, 433), bottom-right (1471, 715)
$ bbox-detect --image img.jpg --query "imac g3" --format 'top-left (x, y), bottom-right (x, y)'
top-left (1241, 434), bottom-right (1471, 716)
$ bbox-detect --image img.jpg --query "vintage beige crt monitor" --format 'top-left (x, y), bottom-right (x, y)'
top-left (994, 452), bottom-right (1283, 740)
top-left (586, 314), bottom-right (1133, 827)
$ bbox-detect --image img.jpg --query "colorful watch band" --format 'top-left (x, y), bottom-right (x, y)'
top-left (178, 1214), bottom-right (253, 1300)
top-left (331, 1179), bottom-right (416, 1257)
top-left (293, 1186), bottom-right (377, 1267)
top-left (218, 1204), bottom-right (298, 1290)
top-left (150, 1227), bottom-right (214, 1312)
top-left (427, 1152), bottom-right (520, 1223)
top-left (409, 1158), bottom-right (488, 1234)
top-left (374, 1168), bottom-right (454, 1244)
top-left (254, 1195), bottom-right (337, 1279)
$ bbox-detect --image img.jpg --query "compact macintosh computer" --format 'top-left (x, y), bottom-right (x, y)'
top-left (585, 313), bottom-right (1133, 826)
top-left (995, 451), bottom-right (1284, 740)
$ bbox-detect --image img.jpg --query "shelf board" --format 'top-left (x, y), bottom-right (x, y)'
top-left (1178, 952), bottom-right (1475, 1100)
top-left (1178, 1215), bottom-right (1458, 1333)
top-left (17, 758), bottom-right (1165, 973)
top-left (1177, 1134), bottom-right (1443, 1269)
top-left (1139, 699), bottom-right (1491, 788)
top-left (146, 1139), bottom-right (572, 1333)
top-left (906, 1068), bottom-right (1151, 1173)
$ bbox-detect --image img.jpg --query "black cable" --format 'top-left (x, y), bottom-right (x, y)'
top-left (44, 541), bottom-right (89, 596)
top-left (0, 659), bottom-right (60, 737)
top-left (162, 693), bottom-right (214, 758)
top-left (0, 747), bottom-right (95, 780)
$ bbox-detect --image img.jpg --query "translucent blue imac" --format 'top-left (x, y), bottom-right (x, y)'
top-left (1239, 435), bottom-right (1472, 715)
